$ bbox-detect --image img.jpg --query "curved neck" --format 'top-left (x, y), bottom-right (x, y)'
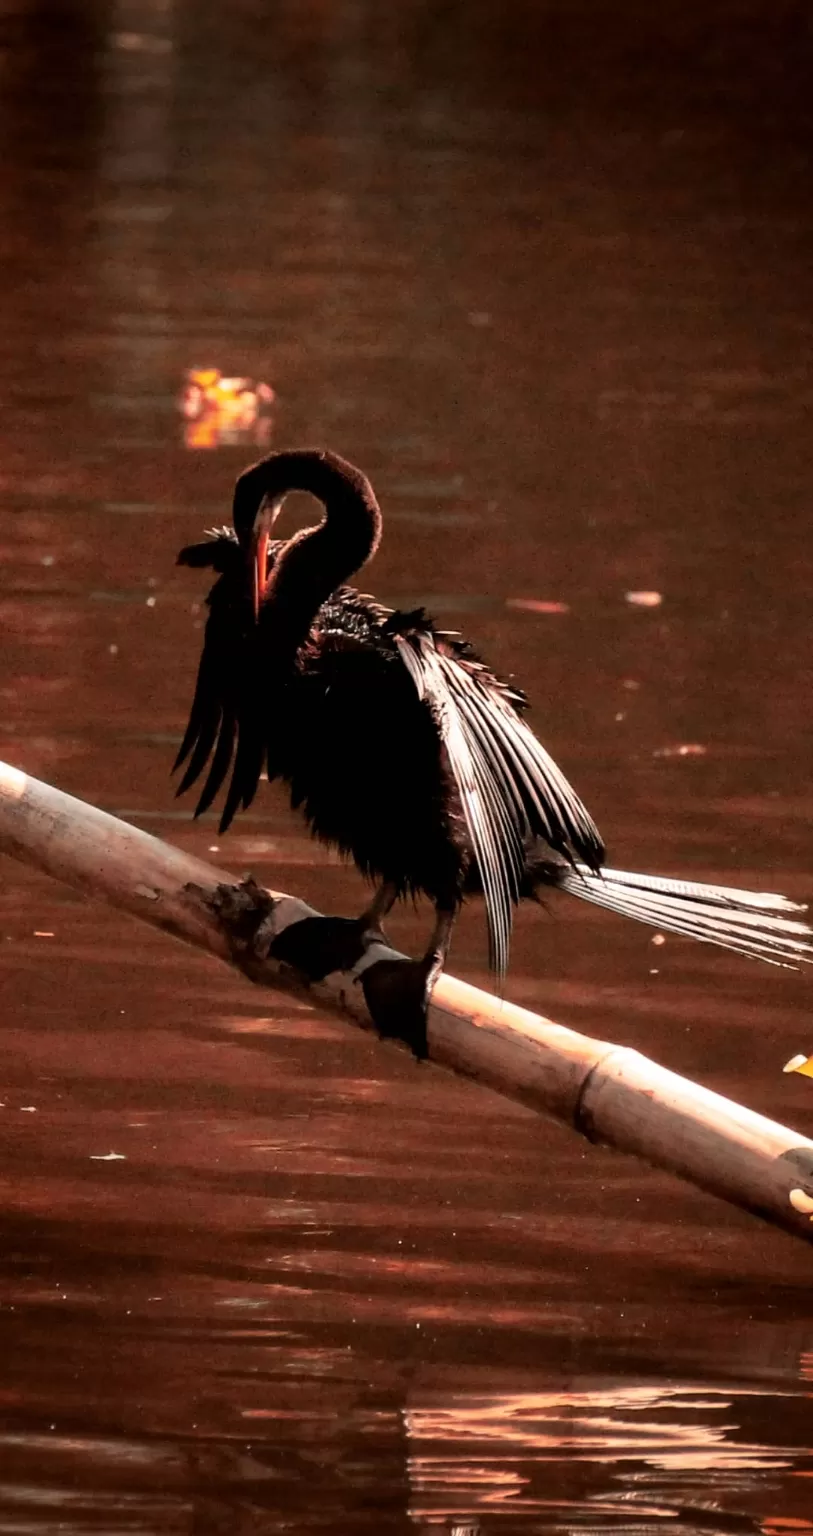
top-left (233, 449), bottom-right (382, 650)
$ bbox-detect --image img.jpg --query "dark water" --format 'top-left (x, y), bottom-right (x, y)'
top-left (2, 2), bottom-right (813, 1530)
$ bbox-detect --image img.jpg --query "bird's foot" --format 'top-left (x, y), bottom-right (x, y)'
top-left (207, 882), bottom-right (388, 978)
top-left (268, 914), bottom-right (373, 982)
top-left (208, 878), bottom-right (436, 1059)
top-left (360, 951), bottom-right (441, 1062)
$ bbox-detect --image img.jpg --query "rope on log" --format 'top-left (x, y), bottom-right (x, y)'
top-left (1, 757), bottom-right (812, 1246)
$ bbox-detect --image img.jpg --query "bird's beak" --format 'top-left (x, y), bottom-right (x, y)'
top-left (252, 528), bottom-right (269, 621)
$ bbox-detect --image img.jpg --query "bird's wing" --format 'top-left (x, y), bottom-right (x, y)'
top-left (392, 628), bottom-right (605, 977)
top-left (174, 533), bottom-right (267, 831)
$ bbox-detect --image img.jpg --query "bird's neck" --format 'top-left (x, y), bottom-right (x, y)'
top-left (256, 451), bottom-right (382, 654)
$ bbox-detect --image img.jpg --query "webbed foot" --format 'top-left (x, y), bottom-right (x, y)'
top-left (360, 952), bottom-right (441, 1061)
top-left (268, 914), bottom-right (370, 981)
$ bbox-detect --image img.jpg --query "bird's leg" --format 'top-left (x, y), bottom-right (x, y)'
top-left (360, 901), bottom-right (457, 1062)
top-left (421, 905), bottom-right (455, 993)
top-left (357, 881), bottom-right (398, 941)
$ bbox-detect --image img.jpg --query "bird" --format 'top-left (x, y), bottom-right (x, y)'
top-left (174, 448), bottom-right (813, 1049)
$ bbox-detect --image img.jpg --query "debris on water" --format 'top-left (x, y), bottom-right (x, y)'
top-left (34, 931), bottom-right (54, 938)
top-left (108, 643), bottom-right (119, 655)
top-left (651, 934), bottom-right (666, 946)
top-left (784, 1054), bottom-right (813, 1078)
top-left (180, 367), bottom-right (275, 450)
top-left (654, 743), bottom-right (707, 759)
top-left (505, 598), bottom-right (570, 614)
top-left (90, 1152), bottom-right (127, 1161)
top-left (625, 590), bottom-right (663, 607)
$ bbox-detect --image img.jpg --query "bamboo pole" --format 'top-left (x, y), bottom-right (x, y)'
top-left (1, 758), bottom-right (813, 1245)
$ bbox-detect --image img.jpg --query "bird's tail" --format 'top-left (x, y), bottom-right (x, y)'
top-left (534, 862), bottom-right (813, 969)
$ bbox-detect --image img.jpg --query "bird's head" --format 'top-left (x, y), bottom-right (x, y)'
top-left (247, 495), bottom-right (280, 621)
top-left (176, 524), bottom-right (285, 624)
top-left (230, 449), bottom-right (381, 623)
top-left (231, 456), bottom-right (292, 621)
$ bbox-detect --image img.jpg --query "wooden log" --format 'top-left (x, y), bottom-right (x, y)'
top-left (1, 757), bottom-right (813, 1245)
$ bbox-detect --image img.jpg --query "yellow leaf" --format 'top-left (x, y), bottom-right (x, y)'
top-left (783, 1054), bottom-right (813, 1077)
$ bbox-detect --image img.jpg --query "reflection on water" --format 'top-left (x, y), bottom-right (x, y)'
top-left (0, 1374), bottom-right (811, 1534)
top-left (407, 1383), bottom-right (813, 1530)
top-left (2, 0), bottom-right (813, 1530)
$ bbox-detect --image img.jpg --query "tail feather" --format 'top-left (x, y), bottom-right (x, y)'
top-left (550, 864), bottom-right (813, 970)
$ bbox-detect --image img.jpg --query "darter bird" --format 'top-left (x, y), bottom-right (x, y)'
top-left (174, 449), bottom-right (813, 1051)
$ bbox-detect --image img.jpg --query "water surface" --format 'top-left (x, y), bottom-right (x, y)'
top-left (1, 2), bottom-right (813, 1530)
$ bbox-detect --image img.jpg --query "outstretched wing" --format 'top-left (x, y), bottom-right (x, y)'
top-left (174, 531), bottom-right (267, 832)
top-left (392, 626), bottom-right (605, 977)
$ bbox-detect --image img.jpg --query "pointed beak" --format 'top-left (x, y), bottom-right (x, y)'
top-left (252, 528), bottom-right (269, 620)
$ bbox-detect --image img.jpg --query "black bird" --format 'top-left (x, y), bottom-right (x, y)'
top-left (175, 449), bottom-right (813, 1036)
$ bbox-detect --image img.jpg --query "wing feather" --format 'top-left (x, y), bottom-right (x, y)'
top-left (173, 638), bottom-right (221, 780)
top-left (394, 635), bottom-right (523, 976)
top-left (192, 712), bottom-right (237, 817)
top-left (446, 661), bottom-right (605, 867)
top-left (174, 533), bottom-right (268, 828)
top-left (175, 695), bottom-right (222, 799)
top-left (393, 629), bottom-right (605, 977)
top-left (219, 712), bottom-right (267, 831)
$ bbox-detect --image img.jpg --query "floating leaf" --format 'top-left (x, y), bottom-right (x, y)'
top-left (653, 744), bottom-right (707, 759)
top-left (625, 590), bottom-right (662, 607)
top-left (180, 368), bottom-right (275, 451)
top-left (506, 598), bottom-right (570, 614)
top-left (784, 1054), bottom-right (813, 1077)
